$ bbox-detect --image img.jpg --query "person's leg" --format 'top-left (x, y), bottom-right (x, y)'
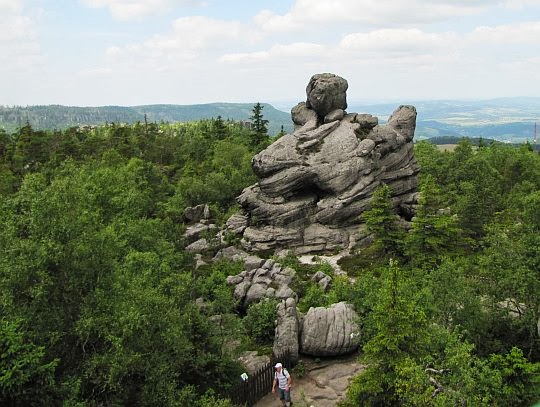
top-left (278, 388), bottom-right (287, 406)
top-left (284, 388), bottom-right (291, 406)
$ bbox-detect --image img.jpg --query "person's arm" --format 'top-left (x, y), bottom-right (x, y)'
top-left (286, 374), bottom-right (292, 391)
top-left (272, 376), bottom-right (277, 393)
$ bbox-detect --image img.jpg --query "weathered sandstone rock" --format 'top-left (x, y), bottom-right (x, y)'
top-left (273, 298), bottom-right (300, 363)
top-left (231, 73), bottom-right (419, 254)
top-left (300, 302), bottom-right (359, 356)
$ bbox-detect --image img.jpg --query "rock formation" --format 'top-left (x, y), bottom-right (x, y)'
top-left (235, 73), bottom-right (419, 254)
top-left (226, 257), bottom-right (297, 307)
top-left (273, 298), bottom-right (300, 363)
top-left (300, 302), bottom-right (360, 356)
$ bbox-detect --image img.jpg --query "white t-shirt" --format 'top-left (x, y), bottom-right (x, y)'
top-left (275, 369), bottom-right (290, 390)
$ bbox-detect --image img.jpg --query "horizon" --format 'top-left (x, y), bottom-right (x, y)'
top-left (2, 1), bottom-right (540, 107)
top-left (4, 95), bottom-right (540, 111)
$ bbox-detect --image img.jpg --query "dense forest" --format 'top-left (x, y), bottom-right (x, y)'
top-left (0, 103), bottom-right (293, 136)
top-left (0, 113), bottom-right (539, 406)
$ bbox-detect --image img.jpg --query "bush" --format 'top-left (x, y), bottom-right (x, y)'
top-left (242, 299), bottom-right (278, 345)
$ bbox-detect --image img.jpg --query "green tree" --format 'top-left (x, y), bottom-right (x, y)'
top-left (249, 102), bottom-right (269, 147)
top-left (342, 261), bottom-right (429, 406)
top-left (362, 184), bottom-right (405, 259)
top-left (405, 175), bottom-right (465, 268)
top-left (213, 116), bottom-right (228, 140)
top-left (0, 318), bottom-right (58, 405)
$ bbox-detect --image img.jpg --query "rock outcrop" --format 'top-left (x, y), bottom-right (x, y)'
top-left (300, 302), bottom-right (359, 356)
top-left (226, 257), bottom-right (297, 308)
top-left (235, 73), bottom-right (419, 254)
top-left (273, 298), bottom-right (300, 363)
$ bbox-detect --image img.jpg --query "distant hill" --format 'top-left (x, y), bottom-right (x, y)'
top-left (0, 103), bottom-right (293, 136)
top-left (349, 97), bottom-right (540, 144)
top-left (2, 98), bottom-right (539, 143)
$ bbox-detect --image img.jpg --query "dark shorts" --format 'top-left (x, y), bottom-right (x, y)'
top-left (278, 387), bottom-right (291, 401)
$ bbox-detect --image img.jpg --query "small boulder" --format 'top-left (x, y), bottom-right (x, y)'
top-left (186, 238), bottom-right (209, 253)
top-left (183, 204), bottom-right (210, 222)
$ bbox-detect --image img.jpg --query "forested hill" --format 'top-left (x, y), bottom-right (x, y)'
top-left (0, 103), bottom-right (293, 135)
top-left (2, 98), bottom-right (539, 142)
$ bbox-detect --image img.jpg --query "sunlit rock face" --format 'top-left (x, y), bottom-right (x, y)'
top-left (236, 73), bottom-right (419, 254)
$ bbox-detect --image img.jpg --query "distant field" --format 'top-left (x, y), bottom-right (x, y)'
top-left (436, 144), bottom-right (481, 152)
top-left (437, 144), bottom-right (458, 152)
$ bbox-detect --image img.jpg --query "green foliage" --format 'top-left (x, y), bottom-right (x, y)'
top-left (405, 175), bottom-right (466, 268)
top-left (362, 184), bottom-right (405, 258)
top-left (489, 347), bottom-right (540, 405)
top-left (0, 123), bottom-right (256, 405)
top-left (249, 102), bottom-right (270, 147)
top-left (337, 244), bottom-right (391, 276)
top-left (1, 118), bottom-right (540, 405)
top-left (0, 318), bottom-right (58, 404)
top-left (342, 260), bottom-right (540, 407)
top-left (242, 299), bottom-right (278, 345)
top-left (343, 261), bottom-right (429, 405)
top-left (297, 284), bottom-right (328, 313)
top-left (292, 360), bottom-right (306, 379)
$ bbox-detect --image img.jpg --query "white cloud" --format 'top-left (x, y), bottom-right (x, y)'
top-left (0, 0), bottom-right (23, 13)
top-left (339, 29), bottom-right (458, 55)
top-left (501, 56), bottom-right (540, 77)
top-left (468, 21), bottom-right (540, 44)
top-left (0, 1), bottom-right (41, 72)
top-left (222, 28), bottom-right (461, 71)
top-left (221, 42), bottom-right (326, 64)
top-left (504, 0), bottom-right (540, 9)
top-left (254, 0), bottom-right (501, 32)
top-left (83, 0), bottom-right (202, 21)
top-left (254, 9), bottom-right (302, 32)
top-left (78, 67), bottom-right (114, 77)
top-left (105, 16), bottom-right (247, 71)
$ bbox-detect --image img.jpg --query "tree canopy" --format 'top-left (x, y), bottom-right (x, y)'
top-left (0, 124), bottom-right (539, 406)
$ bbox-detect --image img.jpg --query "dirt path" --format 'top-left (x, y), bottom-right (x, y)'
top-left (254, 354), bottom-right (365, 407)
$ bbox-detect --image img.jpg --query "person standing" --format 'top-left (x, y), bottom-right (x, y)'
top-left (272, 362), bottom-right (292, 406)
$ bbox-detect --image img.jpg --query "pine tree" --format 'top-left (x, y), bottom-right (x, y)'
top-left (249, 102), bottom-right (269, 146)
top-left (213, 115), bottom-right (228, 140)
top-left (362, 184), bottom-right (404, 258)
top-left (405, 175), bottom-right (465, 268)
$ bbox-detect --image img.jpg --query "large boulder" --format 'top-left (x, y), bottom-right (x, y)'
top-left (300, 302), bottom-right (359, 356)
top-left (231, 73), bottom-right (419, 254)
top-left (305, 73), bottom-right (348, 118)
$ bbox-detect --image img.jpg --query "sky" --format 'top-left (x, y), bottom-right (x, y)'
top-left (2, 0), bottom-right (540, 108)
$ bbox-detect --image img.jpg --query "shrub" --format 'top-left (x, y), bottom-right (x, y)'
top-left (243, 299), bottom-right (278, 345)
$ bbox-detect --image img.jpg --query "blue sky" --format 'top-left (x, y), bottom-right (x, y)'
top-left (2, 0), bottom-right (540, 107)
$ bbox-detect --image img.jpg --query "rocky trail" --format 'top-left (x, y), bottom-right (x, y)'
top-left (254, 354), bottom-right (365, 407)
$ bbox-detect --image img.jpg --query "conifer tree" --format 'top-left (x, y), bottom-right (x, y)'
top-left (249, 102), bottom-right (269, 146)
top-left (405, 175), bottom-right (465, 268)
top-left (362, 184), bottom-right (404, 258)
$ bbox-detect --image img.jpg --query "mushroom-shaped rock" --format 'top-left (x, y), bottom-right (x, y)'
top-left (230, 73), bottom-right (419, 255)
top-left (300, 302), bottom-right (359, 356)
